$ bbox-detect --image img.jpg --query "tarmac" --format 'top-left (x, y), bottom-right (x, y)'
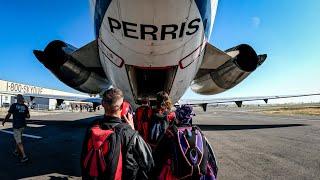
top-left (0, 107), bottom-right (319, 179)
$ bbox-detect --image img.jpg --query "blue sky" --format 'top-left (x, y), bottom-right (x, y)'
top-left (1, 0), bottom-right (320, 103)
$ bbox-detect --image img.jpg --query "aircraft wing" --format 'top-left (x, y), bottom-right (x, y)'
top-left (192, 43), bottom-right (267, 96)
top-left (179, 93), bottom-right (320, 111)
top-left (33, 40), bottom-right (110, 94)
top-left (200, 43), bottom-right (266, 70)
top-left (70, 40), bottom-right (102, 71)
top-left (199, 43), bottom-right (238, 70)
top-left (22, 93), bottom-right (95, 102)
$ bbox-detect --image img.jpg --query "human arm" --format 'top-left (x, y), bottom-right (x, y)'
top-left (133, 109), bottom-right (139, 130)
top-left (3, 104), bottom-right (15, 126)
top-left (2, 113), bottom-right (12, 126)
top-left (25, 106), bottom-right (30, 119)
top-left (123, 112), bottom-right (135, 130)
top-left (131, 134), bottom-right (154, 179)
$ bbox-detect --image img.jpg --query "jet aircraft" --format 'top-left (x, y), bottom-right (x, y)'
top-left (32, 0), bottom-right (319, 108)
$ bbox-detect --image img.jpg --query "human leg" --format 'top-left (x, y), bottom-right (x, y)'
top-left (13, 128), bottom-right (28, 161)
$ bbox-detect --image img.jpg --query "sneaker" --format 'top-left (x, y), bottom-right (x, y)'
top-left (21, 156), bottom-right (29, 163)
top-left (12, 151), bottom-right (19, 157)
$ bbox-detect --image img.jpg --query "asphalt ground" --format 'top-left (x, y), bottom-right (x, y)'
top-left (0, 112), bottom-right (100, 180)
top-left (0, 108), bottom-right (319, 179)
top-left (194, 108), bottom-right (320, 180)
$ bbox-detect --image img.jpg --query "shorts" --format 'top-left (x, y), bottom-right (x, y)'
top-left (13, 128), bottom-right (24, 144)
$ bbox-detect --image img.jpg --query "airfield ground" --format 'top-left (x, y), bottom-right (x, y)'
top-left (0, 105), bottom-right (319, 179)
top-left (259, 105), bottom-right (320, 116)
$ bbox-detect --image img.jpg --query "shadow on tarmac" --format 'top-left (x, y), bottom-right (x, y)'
top-left (0, 116), bottom-right (100, 179)
top-left (0, 117), bottom-right (306, 179)
top-left (196, 124), bottom-right (307, 131)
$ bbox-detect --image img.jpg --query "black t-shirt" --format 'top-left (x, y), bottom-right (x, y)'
top-left (8, 103), bottom-right (29, 129)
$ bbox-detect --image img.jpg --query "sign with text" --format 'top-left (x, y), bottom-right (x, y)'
top-left (6, 82), bottom-right (43, 95)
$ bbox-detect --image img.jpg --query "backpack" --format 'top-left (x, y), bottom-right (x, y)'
top-left (149, 111), bottom-right (172, 146)
top-left (82, 122), bottom-right (126, 180)
top-left (159, 125), bottom-right (217, 180)
top-left (134, 106), bottom-right (153, 142)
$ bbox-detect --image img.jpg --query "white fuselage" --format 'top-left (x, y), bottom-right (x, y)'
top-left (91, 0), bottom-right (218, 105)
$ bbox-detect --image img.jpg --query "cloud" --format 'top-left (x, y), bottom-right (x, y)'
top-left (251, 16), bottom-right (261, 28)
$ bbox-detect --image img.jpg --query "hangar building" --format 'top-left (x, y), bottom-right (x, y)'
top-left (0, 79), bottom-right (91, 110)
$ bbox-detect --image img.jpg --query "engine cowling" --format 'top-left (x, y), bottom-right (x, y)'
top-left (191, 44), bottom-right (266, 95)
top-left (33, 40), bottom-right (109, 94)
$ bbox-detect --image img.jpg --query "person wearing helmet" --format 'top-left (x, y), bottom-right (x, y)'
top-left (2, 94), bottom-right (30, 163)
top-left (152, 105), bottom-right (218, 179)
top-left (81, 88), bottom-right (154, 179)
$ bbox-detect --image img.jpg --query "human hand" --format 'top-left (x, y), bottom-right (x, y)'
top-left (123, 113), bottom-right (135, 130)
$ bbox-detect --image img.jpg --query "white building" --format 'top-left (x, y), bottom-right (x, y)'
top-left (0, 79), bottom-right (91, 110)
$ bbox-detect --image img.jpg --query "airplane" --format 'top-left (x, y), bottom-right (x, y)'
top-left (179, 93), bottom-right (320, 111)
top-left (32, 0), bottom-right (319, 109)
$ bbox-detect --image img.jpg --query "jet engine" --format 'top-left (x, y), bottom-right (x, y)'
top-left (33, 40), bottom-right (109, 94)
top-left (191, 44), bottom-right (266, 95)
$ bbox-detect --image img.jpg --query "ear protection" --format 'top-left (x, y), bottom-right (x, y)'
top-left (121, 101), bottom-right (133, 117)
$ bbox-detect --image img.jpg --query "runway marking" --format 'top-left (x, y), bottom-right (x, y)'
top-left (0, 122), bottom-right (45, 128)
top-left (27, 124), bottom-right (46, 128)
top-left (0, 130), bottom-right (42, 139)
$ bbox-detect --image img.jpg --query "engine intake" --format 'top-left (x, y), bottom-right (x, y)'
top-left (225, 44), bottom-right (258, 72)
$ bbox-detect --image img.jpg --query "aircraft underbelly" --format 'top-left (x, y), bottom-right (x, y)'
top-left (94, 0), bottom-right (216, 104)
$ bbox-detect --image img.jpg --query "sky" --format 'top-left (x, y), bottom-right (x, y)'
top-left (0, 0), bottom-right (320, 104)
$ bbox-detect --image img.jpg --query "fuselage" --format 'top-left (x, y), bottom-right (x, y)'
top-left (91, 0), bottom-right (218, 105)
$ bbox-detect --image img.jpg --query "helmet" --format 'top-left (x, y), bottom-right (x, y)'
top-left (175, 105), bottom-right (195, 125)
top-left (121, 101), bottom-right (133, 117)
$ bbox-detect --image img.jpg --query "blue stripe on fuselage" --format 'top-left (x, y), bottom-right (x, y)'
top-left (194, 0), bottom-right (212, 39)
top-left (94, 0), bottom-right (112, 37)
